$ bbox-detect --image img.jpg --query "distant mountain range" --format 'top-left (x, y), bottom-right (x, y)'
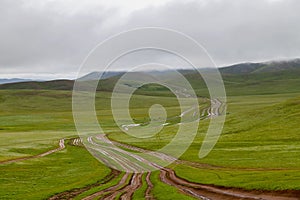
top-left (0, 79), bottom-right (74, 90)
top-left (78, 71), bottom-right (124, 81)
top-left (220, 58), bottom-right (300, 74)
top-left (0, 78), bottom-right (32, 85)
top-left (1, 58), bottom-right (300, 95)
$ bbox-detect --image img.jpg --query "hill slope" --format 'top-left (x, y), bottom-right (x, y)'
top-left (0, 78), bottom-right (32, 85)
top-left (1, 58), bottom-right (300, 96)
top-left (220, 58), bottom-right (300, 74)
top-left (0, 80), bottom-right (74, 90)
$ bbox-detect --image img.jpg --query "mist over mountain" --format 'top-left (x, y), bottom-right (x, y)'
top-left (0, 78), bottom-right (32, 85)
top-left (1, 58), bottom-right (300, 96)
top-left (78, 71), bottom-right (124, 81)
top-left (220, 58), bottom-right (300, 75)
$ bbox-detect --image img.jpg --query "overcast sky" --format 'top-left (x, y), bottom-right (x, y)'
top-left (1, 0), bottom-right (300, 79)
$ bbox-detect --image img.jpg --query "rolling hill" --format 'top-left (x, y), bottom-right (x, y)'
top-left (220, 58), bottom-right (300, 74)
top-left (0, 79), bottom-right (74, 90)
top-left (1, 58), bottom-right (300, 96)
top-left (78, 71), bottom-right (124, 81)
top-left (0, 78), bottom-right (32, 85)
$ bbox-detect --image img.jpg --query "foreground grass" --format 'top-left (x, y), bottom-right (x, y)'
top-left (150, 171), bottom-right (195, 200)
top-left (109, 93), bottom-right (300, 168)
top-left (1, 89), bottom-right (300, 199)
top-left (172, 164), bottom-right (300, 190)
top-left (108, 93), bottom-right (300, 190)
top-left (73, 172), bottom-right (124, 200)
top-left (180, 94), bottom-right (300, 169)
top-left (0, 131), bottom-right (75, 161)
top-left (0, 144), bottom-right (111, 200)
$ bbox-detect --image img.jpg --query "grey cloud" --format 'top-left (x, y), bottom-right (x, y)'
top-left (0, 0), bottom-right (300, 78)
top-left (0, 0), bottom-right (116, 74)
top-left (123, 0), bottom-right (300, 66)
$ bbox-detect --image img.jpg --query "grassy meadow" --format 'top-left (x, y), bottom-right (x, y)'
top-left (0, 83), bottom-right (300, 199)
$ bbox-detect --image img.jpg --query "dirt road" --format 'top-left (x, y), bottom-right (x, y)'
top-left (0, 139), bottom-right (65, 165)
top-left (70, 136), bottom-right (300, 200)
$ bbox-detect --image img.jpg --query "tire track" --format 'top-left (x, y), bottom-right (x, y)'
top-left (101, 138), bottom-right (300, 199)
top-left (159, 167), bottom-right (300, 200)
top-left (45, 136), bottom-right (299, 200)
top-left (145, 172), bottom-right (155, 200)
top-left (48, 169), bottom-right (120, 200)
top-left (101, 173), bottom-right (143, 200)
top-left (0, 139), bottom-right (65, 165)
top-left (111, 137), bottom-right (299, 172)
top-left (159, 169), bottom-right (211, 200)
top-left (120, 173), bottom-right (143, 200)
top-left (82, 172), bottom-right (131, 200)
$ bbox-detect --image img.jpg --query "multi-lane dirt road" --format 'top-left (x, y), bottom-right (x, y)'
top-left (72, 136), bottom-right (299, 200)
top-left (1, 99), bottom-right (299, 199)
top-left (1, 135), bottom-right (299, 199)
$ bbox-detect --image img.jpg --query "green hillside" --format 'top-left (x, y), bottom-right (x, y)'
top-left (0, 80), bottom-right (74, 90)
top-left (1, 59), bottom-right (300, 97)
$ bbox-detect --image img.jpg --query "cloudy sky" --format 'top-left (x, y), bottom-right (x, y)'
top-left (1, 0), bottom-right (300, 79)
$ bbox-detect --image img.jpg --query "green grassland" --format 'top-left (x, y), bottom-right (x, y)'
top-left (1, 79), bottom-right (300, 199)
top-left (0, 144), bottom-right (111, 199)
top-left (108, 93), bottom-right (300, 167)
top-left (107, 92), bottom-right (300, 191)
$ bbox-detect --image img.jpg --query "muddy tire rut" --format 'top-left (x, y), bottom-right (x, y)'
top-left (145, 172), bottom-right (155, 200)
top-left (14, 137), bottom-right (295, 200)
top-left (0, 139), bottom-right (65, 165)
top-left (159, 167), bottom-right (300, 200)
